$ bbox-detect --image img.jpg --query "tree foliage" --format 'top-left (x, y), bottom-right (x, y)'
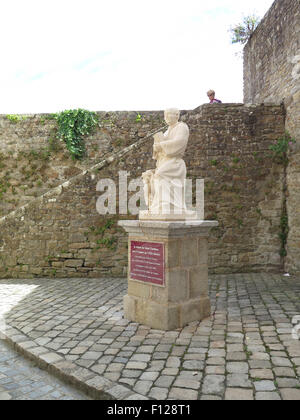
top-left (230, 14), bottom-right (261, 45)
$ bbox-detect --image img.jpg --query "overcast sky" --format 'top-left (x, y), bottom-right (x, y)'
top-left (0, 0), bottom-right (274, 114)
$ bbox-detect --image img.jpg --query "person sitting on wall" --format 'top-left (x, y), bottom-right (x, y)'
top-left (207, 89), bottom-right (222, 104)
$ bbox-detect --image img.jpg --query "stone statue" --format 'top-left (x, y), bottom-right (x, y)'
top-left (140, 108), bottom-right (196, 220)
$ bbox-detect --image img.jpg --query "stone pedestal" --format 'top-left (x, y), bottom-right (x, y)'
top-left (118, 220), bottom-right (218, 330)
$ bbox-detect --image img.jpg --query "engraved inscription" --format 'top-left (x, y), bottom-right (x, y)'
top-left (130, 241), bottom-right (164, 286)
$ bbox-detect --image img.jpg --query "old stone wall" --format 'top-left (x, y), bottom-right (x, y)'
top-left (0, 111), bottom-right (164, 217)
top-left (243, 0), bottom-right (300, 274)
top-left (0, 104), bottom-right (286, 279)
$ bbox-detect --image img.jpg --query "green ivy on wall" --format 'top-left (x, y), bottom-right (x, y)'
top-left (55, 109), bottom-right (99, 159)
top-left (269, 131), bottom-right (295, 260)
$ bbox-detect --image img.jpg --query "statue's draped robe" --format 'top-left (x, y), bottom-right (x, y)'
top-left (149, 122), bottom-right (189, 214)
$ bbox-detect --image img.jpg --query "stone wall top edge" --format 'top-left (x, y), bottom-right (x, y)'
top-left (0, 103), bottom-right (284, 120)
top-left (192, 104), bottom-right (244, 111)
top-left (243, 102), bottom-right (283, 107)
top-left (0, 109), bottom-right (185, 118)
top-left (0, 110), bottom-right (166, 118)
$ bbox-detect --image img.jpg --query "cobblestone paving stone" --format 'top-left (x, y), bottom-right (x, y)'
top-left (0, 273), bottom-right (299, 400)
top-left (0, 341), bottom-right (90, 400)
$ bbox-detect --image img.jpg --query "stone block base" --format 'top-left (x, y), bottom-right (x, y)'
top-left (139, 210), bottom-right (198, 221)
top-left (124, 294), bottom-right (210, 330)
top-left (119, 220), bottom-right (218, 330)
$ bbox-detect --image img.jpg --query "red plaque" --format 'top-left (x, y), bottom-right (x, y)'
top-left (130, 241), bottom-right (165, 286)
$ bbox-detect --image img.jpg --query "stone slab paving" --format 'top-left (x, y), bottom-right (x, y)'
top-left (0, 273), bottom-right (299, 400)
top-left (0, 340), bottom-right (90, 400)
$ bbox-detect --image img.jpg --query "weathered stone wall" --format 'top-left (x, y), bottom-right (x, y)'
top-left (0, 104), bottom-right (285, 279)
top-left (0, 111), bottom-right (164, 217)
top-left (243, 0), bottom-right (300, 274)
top-left (244, 0), bottom-right (300, 106)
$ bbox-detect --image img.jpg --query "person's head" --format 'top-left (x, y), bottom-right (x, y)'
top-left (207, 90), bottom-right (215, 101)
top-left (164, 108), bottom-right (180, 126)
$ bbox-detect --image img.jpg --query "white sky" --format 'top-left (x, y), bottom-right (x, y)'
top-left (0, 0), bottom-right (274, 114)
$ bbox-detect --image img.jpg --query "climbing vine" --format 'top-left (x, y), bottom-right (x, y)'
top-left (269, 132), bottom-right (295, 260)
top-left (55, 109), bottom-right (99, 159)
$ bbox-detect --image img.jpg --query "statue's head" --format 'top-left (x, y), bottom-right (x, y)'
top-left (164, 108), bottom-right (180, 126)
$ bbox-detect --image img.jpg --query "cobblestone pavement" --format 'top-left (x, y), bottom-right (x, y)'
top-left (0, 273), bottom-right (299, 400)
top-left (0, 340), bottom-right (90, 400)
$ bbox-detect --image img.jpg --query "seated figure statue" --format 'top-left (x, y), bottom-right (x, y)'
top-left (140, 108), bottom-right (196, 220)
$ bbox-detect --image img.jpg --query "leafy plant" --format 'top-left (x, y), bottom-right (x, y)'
top-left (90, 219), bottom-right (115, 236)
top-left (237, 219), bottom-right (243, 227)
top-left (96, 236), bottom-right (117, 250)
top-left (136, 113), bottom-right (142, 122)
top-left (269, 132), bottom-right (296, 165)
top-left (88, 219), bottom-right (118, 251)
top-left (55, 109), bottom-right (99, 159)
top-left (6, 114), bottom-right (28, 123)
top-left (209, 159), bottom-right (218, 166)
top-left (230, 14), bottom-right (260, 45)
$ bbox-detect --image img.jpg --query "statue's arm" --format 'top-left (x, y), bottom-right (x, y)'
top-left (159, 123), bottom-right (189, 157)
top-left (153, 131), bottom-right (164, 157)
